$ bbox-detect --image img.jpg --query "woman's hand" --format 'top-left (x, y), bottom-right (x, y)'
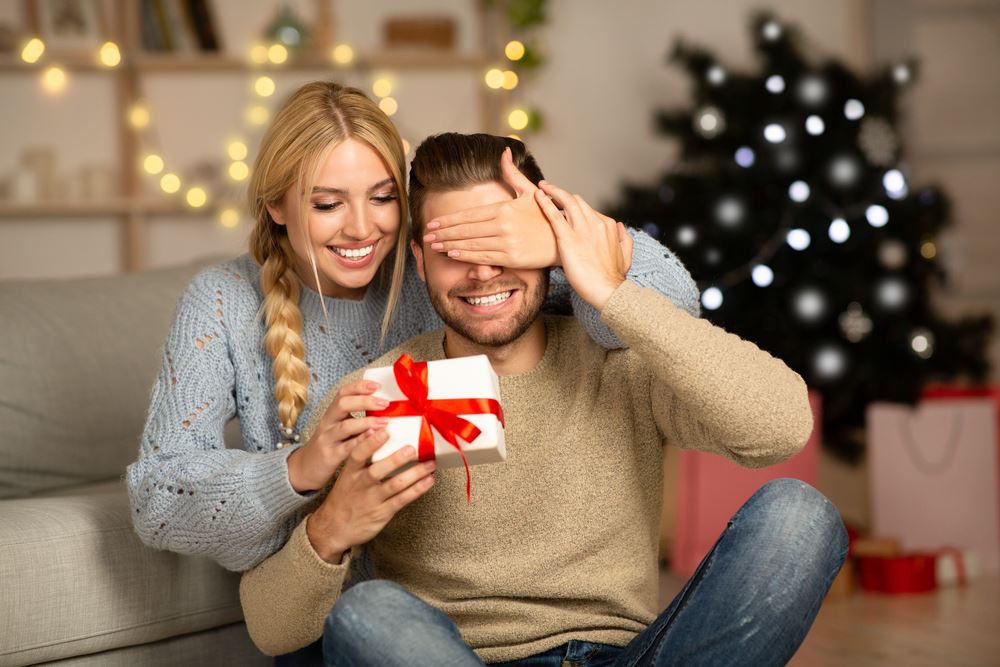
top-left (305, 429), bottom-right (437, 563)
top-left (534, 181), bottom-right (633, 311)
top-left (422, 147), bottom-right (559, 268)
top-left (286, 380), bottom-right (393, 493)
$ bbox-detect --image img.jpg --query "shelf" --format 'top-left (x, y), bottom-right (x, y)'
top-left (136, 51), bottom-right (491, 71)
top-left (1, 0), bottom-right (504, 271)
top-left (0, 55), bottom-right (114, 73)
top-left (0, 199), bottom-right (214, 218)
top-left (0, 51), bottom-right (493, 73)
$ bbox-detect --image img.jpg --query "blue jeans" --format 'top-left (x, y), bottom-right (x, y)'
top-left (288, 478), bottom-right (847, 666)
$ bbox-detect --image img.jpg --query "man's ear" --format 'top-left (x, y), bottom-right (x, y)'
top-left (410, 240), bottom-right (426, 283)
top-left (266, 202), bottom-right (285, 226)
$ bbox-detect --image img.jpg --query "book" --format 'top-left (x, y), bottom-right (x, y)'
top-left (163, 0), bottom-right (197, 53)
top-left (142, 0), bottom-right (173, 52)
top-left (184, 0), bottom-right (220, 51)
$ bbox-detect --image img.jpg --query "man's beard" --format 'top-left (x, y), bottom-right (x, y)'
top-left (428, 273), bottom-right (549, 348)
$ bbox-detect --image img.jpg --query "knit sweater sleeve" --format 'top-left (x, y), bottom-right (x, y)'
top-left (240, 517), bottom-right (351, 656)
top-left (601, 281), bottom-right (814, 467)
top-left (126, 269), bottom-right (310, 572)
top-left (548, 228), bottom-right (700, 349)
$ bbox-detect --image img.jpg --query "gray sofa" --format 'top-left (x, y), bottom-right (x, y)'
top-left (0, 260), bottom-right (269, 666)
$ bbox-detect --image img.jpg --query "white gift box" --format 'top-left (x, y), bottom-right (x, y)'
top-left (936, 549), bottom-right (979, 587)
top-left (362, 354), bottom-right (506, 472)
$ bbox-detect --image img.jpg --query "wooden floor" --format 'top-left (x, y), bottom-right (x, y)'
top-left (657, 571), bottom-right (1000, 666)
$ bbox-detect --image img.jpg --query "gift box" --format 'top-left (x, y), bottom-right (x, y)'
top-left (852, 536), bottom-right (901, 558)
top-left (669, 391), bottom-right (822, 577)
top-left (867, 397), bottom-right (1000, 574)
top-left (856, 553), bottom-right (937, 594)
top-left (825, 559), bottom-right (855, 598)
top-left (363, 353), bottom-right (506, 500)
top-left (824, 525), bottom-right (862, 599)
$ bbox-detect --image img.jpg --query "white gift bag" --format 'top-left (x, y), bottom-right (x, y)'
top-left (867, 399), bottom-right (1000, 574)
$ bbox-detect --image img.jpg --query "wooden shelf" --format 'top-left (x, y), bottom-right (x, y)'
top-left (0, 199), bottom-right (213, 218)
top-left (136, 51), bottom-right (491, 71)
top-left (0, 51), bottom-right (492, 73)
top-left (2, 0), bottom-right (506, 270)
top-left (0, 55), bottom-right (114, 72)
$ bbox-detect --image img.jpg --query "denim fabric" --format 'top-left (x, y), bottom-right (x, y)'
top-left (309, 478), bottom-right (847, 667)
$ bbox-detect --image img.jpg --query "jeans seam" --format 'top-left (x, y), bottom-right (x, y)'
top-left (631, 520), bottom-right (733, 666)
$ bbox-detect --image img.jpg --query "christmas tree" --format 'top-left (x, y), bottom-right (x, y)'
top-left (609, 13), bottom-right (993, 460)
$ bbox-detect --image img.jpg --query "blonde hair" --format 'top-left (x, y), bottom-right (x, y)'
top-left (248, 82), bottom-right (409, 435)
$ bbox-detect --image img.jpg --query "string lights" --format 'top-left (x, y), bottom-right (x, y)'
top-left (19, 9), bottom-right (543, 227)
top-left (497, 32), bottom-right (544, 132)
top-left (98, 42), bottom-right (121, 67)
top-left (20, 37), bottom-right (44, 64)
top-left (41, 66), bottom-right (66, 93)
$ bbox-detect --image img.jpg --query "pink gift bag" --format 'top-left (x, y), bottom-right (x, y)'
top-left (669, 392), bottom-right (822, 577)
top-left (867, 398), bottom-right (1000, 574)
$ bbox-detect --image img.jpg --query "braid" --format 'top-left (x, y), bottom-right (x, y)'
top-left (259, 237), bottom-right (310, 433)
top-left (247, 81), bottom-right (410, 435)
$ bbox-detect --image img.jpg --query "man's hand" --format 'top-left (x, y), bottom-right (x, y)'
top-left (533, 181), bottom-right (633, 311)
top-left (422, 147), bottom-right (559, 268)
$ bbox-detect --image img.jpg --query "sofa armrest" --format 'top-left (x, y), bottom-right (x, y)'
top-left (0, 482), bottom-right (244, 666)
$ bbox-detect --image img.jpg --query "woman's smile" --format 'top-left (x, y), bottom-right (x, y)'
top-left (326, 239), bottom-right (381, 268)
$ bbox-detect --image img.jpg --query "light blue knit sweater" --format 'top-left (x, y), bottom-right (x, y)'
top-left (126, 231), bottom-right (699, 571)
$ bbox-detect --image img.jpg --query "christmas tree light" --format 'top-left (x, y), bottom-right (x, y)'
top-left (608, 12), bottom-right (993, 459)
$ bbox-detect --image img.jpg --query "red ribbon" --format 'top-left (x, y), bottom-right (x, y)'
top-left (368, 354), bottom-right (505, 502)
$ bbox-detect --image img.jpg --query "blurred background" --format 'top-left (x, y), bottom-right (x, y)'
top-left (0, 1), bottom-right (998, 662)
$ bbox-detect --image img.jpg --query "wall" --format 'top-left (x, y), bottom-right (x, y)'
top-left (872, 0), bottom-right (1000, 383)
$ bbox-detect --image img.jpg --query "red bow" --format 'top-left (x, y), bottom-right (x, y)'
top-left (368, 354), bottom-right (504, 502)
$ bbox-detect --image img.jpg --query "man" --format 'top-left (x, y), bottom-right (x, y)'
top-left (240, 134), bottom-right (847, 667)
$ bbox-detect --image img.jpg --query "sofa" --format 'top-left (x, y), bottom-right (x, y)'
top-left (0, 259), bottom-right (269, 666)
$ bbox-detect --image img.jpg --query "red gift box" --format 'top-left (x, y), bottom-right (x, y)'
top-left (856, 553), bottom-right (937, 594)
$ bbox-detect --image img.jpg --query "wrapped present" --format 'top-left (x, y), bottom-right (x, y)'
top-left (824, 525), bottom-right (861, 599)
top-left (867, 398), bottom-right (1000, 573)
top-left (856, 553), bottom-right (937, 594)
top-left (825, 559), bottom-right (855, 599)
top-left (936, 547), bottom-right (979, 587)
top-left (669, 392), bottom-right (822, 576)
top-left (364, 354), bottom-right (506, 501)
top-left (852, 536), bottom-right (901, 558)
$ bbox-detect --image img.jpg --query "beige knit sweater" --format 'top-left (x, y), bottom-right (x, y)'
top-left (240, 281), bottom-right (814, 662)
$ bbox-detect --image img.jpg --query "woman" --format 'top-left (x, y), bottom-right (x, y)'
top-left (126, 81), bottom-right (700, 572)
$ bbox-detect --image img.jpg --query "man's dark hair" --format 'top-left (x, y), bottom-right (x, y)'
top-left (408, 133), bottom-right (544, 242)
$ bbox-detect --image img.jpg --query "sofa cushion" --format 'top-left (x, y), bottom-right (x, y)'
top-left (0, 258), bottom-right (219, 498)
top-left (0, 481), bottom-right (245, 666)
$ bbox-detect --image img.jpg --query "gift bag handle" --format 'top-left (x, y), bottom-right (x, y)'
top-left (898, 409), bottom-right (963, 475)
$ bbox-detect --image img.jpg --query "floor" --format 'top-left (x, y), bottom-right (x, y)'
top-left (657, 571), bottom-right (1000, 666)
